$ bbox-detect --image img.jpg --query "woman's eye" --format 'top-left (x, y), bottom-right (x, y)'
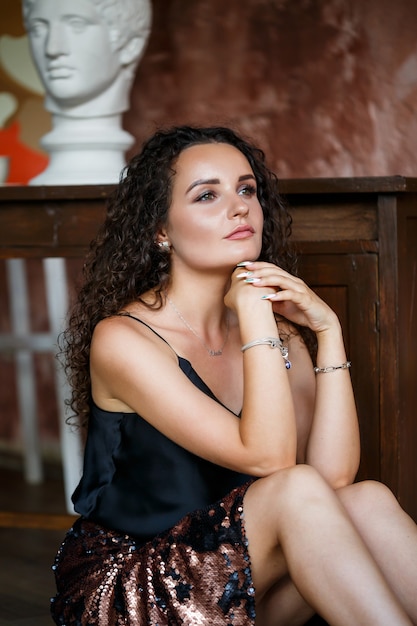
top-left (196, 190), bottom-right (215, 202)
top-left (239, 184), bottom-right (257, 197)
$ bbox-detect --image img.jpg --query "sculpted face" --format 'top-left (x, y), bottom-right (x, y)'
top-left (24, 0), bottom-right (123, 107)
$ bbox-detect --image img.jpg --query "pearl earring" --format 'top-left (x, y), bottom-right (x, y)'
top-left (158, 241), bottom-right (170, 249)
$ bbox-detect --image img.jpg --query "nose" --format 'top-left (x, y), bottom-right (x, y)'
top-left (229, 193), bottom-right (250, 219)
top-left (45, 22), bottom-right (70, 57)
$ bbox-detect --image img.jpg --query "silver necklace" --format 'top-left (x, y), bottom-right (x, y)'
top-left (166, 295), bottom-right (230, 357)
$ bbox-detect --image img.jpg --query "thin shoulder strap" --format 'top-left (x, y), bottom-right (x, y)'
top-left (115, 312), bottom-right (175, 353)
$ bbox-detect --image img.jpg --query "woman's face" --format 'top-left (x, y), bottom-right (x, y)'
top-left (164, 142), bottom-right (264, 273)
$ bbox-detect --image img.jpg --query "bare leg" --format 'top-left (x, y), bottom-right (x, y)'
top-left (243, 465), bottom-right (412, 626)
top-left (255, 575), bottom-right (315, 626)
top-left (337, 480), bottom-right (417, 623)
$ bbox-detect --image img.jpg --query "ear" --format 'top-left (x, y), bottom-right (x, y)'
top-left (155, 227), bottom-right (170, 247)
top-left (119, 36), bottom-right (144, 65)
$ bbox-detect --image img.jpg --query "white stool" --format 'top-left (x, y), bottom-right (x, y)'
top-left (1, 258), bottom-right (83, 514)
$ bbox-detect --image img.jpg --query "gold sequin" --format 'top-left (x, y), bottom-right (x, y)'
top-left (51, 482), bottom-right (256, 625)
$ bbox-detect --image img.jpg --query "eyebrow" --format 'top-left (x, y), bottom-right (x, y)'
top-left (186, 174), bottom-right (256, 194)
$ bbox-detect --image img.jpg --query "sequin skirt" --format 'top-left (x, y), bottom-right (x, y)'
top-left (50, 482), bottom-right (256, 625)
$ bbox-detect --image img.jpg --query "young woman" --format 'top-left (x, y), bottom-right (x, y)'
top-left (51, 126), bottom-right (417, 626)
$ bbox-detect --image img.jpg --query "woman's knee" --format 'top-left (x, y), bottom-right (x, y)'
top-left (246, 464), bottom-right (334, 521)
top-left (273, 463), bottom-right (333, 500)
top-left (337, 479), bottom-right (399, 519)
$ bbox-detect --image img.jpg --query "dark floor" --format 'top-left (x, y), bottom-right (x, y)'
top-left (0, 455), bottom-right (75, 626)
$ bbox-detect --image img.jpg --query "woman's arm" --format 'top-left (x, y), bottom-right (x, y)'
top-left (241, 262), bottom-right (360, 488)
top-left (285, 323), bottom-right (360, 487)
top-left (225, 274), bottom-right (298, 474)
top-left (305, 318), bottom-right (360, 487)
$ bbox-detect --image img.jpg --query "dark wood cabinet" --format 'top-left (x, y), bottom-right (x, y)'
top-left (1, 177), bottom-right (416, 520)
top-left (281, 177), bottom-right (417, 521)
top-left (298, 252), bottom-right (380, 484)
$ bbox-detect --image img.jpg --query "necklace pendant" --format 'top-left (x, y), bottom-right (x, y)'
top-left (209, 348), bottom-right (223, 357)
top-left (166, 295), bottom-right (229, 357)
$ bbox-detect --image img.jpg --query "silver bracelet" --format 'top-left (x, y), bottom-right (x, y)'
top-left (313, 361), bottom-right (351, 374)
top-left (241, 336), bottom-right (291, 369)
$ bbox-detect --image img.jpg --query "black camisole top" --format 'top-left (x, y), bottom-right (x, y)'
top-left (72, 316), bottom-right (251, 544)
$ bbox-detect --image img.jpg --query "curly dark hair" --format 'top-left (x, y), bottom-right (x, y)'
top-left (61, 125), bottom-right (302, 427)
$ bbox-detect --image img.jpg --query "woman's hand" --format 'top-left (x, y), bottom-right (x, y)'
top-left (229, 261), bottom-right (337, 334)
top-left (224, 262), bottom-right (277, 314)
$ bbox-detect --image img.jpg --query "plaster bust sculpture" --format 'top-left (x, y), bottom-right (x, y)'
top-left (22, 0), bottom-right (152, 184)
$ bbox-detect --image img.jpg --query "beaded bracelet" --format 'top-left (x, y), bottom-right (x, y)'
top-left (241, 336), bottom-right (291, 369)
top-left (313, 361), bottom-right (351, 374)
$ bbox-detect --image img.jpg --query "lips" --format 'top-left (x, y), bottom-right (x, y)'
top-left (226, 224), bottom-right (255, 240)
top-left (47, 66), bottom-right (74, 79)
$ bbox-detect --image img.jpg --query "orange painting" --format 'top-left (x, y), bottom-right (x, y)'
top-left (1, 6), bottom-right (50, 185)
top-left (0, 120), bottom-right (48, 184)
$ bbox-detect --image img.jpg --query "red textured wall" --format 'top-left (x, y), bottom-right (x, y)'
top-left (125, 0), bottom-right (417, 178)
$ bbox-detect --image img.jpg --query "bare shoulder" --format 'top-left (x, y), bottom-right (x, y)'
top-left (90, 313), bottom-right (178, 412)
top-left (91, 313), bottom-right (175, 359)
top-left (90, 313), bottom-right (178, 383)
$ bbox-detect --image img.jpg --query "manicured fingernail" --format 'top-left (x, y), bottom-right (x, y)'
top-left (236, 271), bottom-right (253, 278)
top-left (244, 277), bottom-right (261, 283)
top-left (261, 294), bottom-right (276, 299)
top-left (236, 261), bottom-right (254, 267)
